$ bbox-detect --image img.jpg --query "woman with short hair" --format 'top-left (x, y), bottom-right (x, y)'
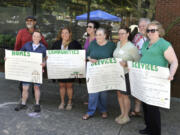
top-left (82, 28), bottom-right (116, 120)
top-left (139, 21), bottom-right (178, 135)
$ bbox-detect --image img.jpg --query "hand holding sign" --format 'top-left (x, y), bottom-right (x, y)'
top-left (128, 61), bottom-right (170, 109)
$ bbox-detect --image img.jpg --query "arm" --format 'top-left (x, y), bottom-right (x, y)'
top-left (20, 43), bottom-right (26, 51)
top-left (41, 57), bottom-right (46, 68)
top-left (41, 35), bottom-right (48, 48)
top-left (41, 49), bottom-right (47, 70)
top-left (120, 61), bottom-right (127, 67)
top-left (75, 40), bottom-right (82, 49)
top-left (120, 46), bottom-right (140, 67)
top-left (132, 47), bottom-right (141, 62)
top-left (164, 46), bottom-right (178, 80)
top-left (86, 42), bottom-right (97, 63)
top-left (87, 56), bottom-right (97, 63)
top-left (14, 30), bottom-right (22, 50)
top-left (51, 41), bottom-right (58, 50)
top-left (69, 40), bottom-right (82, 49)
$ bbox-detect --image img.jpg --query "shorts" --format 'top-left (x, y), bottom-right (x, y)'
top-left (21, 81), bottom-right (41, 87)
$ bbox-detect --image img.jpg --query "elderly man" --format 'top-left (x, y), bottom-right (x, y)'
top-left (131, 18), bottom-right (150, 117)
top-left (14, 16), bottom-right (48, 50)
top-left (133, 18), bottom-right (150, 55)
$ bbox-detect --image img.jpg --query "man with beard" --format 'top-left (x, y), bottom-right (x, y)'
top-left (14, 16), bottom-right (48, 50)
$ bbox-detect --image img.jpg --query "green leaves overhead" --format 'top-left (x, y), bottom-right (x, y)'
top-left (0, 0), bottom-right (156, 19)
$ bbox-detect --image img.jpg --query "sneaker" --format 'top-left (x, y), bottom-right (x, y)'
top-left (34, 104), bottom-right (41, 112)
top-left (15, 104), bottom-right (27, 111)
top-left (66, 104), bottom-right (72, 111)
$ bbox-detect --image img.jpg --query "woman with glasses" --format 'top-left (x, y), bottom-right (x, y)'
top-left (52, 27), bottom-right (82, 111)
top-left (113, 26), bottom-right (140, 124)
top-left (84, 21), bottom-right (100, 51)
top-left (83, 21), bottom-right (100, 105)
top-left (139, 21), bottom-right (178, 135)
top-left (82, 28), bottom-right (116, 120)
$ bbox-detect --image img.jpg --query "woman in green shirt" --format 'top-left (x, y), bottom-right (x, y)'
top-left (139, 21), bottom-right (178, 135)
top-left (82, 28), bottom-right (116, 120)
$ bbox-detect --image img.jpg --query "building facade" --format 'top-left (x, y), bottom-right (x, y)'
top-left (156, 0), bottom-right (180, 97)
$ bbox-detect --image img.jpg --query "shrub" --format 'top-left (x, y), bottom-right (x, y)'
top-left (0, 34), bottom-right (16, 49)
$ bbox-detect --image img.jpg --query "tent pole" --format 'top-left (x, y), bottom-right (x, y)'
top-left (87, 0), bottom-right (91, 24)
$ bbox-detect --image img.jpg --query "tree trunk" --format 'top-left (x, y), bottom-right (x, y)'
top-left (137, 0), bottom-right (142, 18)
top-left (147, 0), bottom-right (156, 19)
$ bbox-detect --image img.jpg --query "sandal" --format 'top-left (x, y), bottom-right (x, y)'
top-left (58, 103), bottom-right (65, 110)
top-left (116, 116), bottom-right (130, 125)
top-left (115, 115), bottom-right (123, 122)
top-left (130, 111), bottom-right (142, 117)
top-left (82, 114), bottom-right (92, 120)
top-left (101, 112), bottom-right (108, 119)
top-left (83, 102), bottom-right (88, 105)
top-left (66, 104), bottom-right (72, 110)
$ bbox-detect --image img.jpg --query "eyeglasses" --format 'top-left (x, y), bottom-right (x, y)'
top-left (146, 29), bottom-right (158, 33)
top-left (87, 26), bottom-right (93, 28)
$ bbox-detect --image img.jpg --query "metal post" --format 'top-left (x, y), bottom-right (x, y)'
top-left (87, 0), bottom-right (91, 24)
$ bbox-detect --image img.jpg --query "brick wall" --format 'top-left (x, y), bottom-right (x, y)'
top-left (156, 0), bottom-right (180, 97)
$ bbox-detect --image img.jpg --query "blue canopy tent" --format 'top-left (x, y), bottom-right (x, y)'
top-left (76, 10), bottom-right (121, 22)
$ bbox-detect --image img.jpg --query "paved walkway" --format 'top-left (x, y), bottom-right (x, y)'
top-left (0, 72), bottom-right (179, 135)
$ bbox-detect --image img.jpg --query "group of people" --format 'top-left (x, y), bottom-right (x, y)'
top-left (12, 16), bottom-right (178, 135)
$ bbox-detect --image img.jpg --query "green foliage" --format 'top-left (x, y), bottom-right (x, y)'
top-left (0, 34), bottom-right (16, 49)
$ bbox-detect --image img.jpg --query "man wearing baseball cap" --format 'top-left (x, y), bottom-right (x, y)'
top-left (14, 16), bottom-right (48, 50)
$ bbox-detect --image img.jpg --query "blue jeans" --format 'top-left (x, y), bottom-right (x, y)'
top-left (87, 91), bottom-right (107, 116)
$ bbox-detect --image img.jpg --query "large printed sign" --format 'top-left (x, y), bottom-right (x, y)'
top-left (128, 61), bottom-right (170, 109)
top-left (5, 50), bottom-right (43, 83)
top-left (47, 50), bottom-right (85, 79)
top-left (86, 58), bottom-right (126, 93)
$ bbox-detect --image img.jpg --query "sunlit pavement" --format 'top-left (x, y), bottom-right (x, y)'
top-left (0, 72), bottom-right (179, 135)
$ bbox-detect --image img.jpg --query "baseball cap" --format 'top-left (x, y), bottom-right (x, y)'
top-left (25, 16), bottom-right (37, 21)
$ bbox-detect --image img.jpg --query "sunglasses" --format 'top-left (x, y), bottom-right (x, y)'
top-left (87, 26), bottom-right (93, 28)
top-left (146, 29), bottom-right (158, 33)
